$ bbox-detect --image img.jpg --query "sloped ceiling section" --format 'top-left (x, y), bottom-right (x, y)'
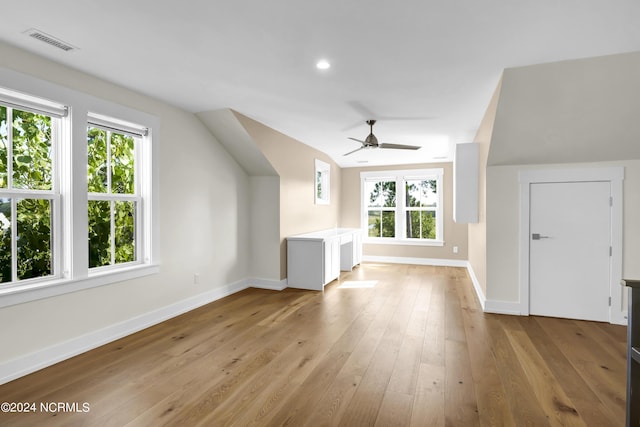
top-left (196, 109), bottom-right (278, 176)
top-left (488, 51), bottom-right (640, 166)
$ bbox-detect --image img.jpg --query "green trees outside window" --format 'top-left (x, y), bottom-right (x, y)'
top-left (0, 105), bottom-right (54, 283)
top-left (366, 180), bottom-right (396, 238)
top-left (0, 80), bottom-right (153, 303)
top-left (405, 179), bottom-right (437, 239)
top-left (87, 127), bottom-right (136, 268)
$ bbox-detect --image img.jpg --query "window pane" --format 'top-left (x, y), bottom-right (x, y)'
top-left (0, 106), bottom-right (7, 188)
top-left (406, 180), bottom-right (421, 207)
top-left (422, 180), bottom-right (437, 207)
top-left (0, 198), bottom-right (11, 283)
top-left (406, 179), bottom-right (437, 207)
top-left (381, 211), bottom-right (395, 237)
top-left (88, 200), bottom-right (111, 268)
top-left (17, 198), bottom-right (52, 280)
top-left (316, 171), bottom-right (323, 199)
top-left (406, 210), bottom-right (420, 238)
top-left (12, 110), bottom-right (52, 190)
top-left (111, 132), bottom-right (135, 194)
top-left (406, 210), bottom-right (436, 239)
top-left (366, 180), bottom-right (396, 207)
top-left (421, 211), bottom-right (436, 239)
top-left (368, 210), bottom-right (381, 237)
top-left (114, 201), bottom-right (135, 264)
top-left (87, 127), bottom-right (108, 193)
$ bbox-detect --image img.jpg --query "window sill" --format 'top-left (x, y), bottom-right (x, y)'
top-left (0, 264), bottom-right (160, 309)
top-left (364, 238), bottom-right (445, 247)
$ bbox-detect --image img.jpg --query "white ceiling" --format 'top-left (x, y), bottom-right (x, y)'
top-left (1, 1), bottom-right (639, 167)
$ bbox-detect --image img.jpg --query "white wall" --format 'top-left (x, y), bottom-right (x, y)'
top-left (250, 176), bottom-right (281, 281)
top-left (489, 51), bottom-right (640, 166)
top-left (0, 42), bottom-right (251, 372)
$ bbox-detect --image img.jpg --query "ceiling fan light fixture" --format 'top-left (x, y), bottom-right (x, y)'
top-left (344, 119), bottom-right (421, 156)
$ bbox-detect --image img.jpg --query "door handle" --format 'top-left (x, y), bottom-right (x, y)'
top-left (532, 233), bottom-right (551, 240)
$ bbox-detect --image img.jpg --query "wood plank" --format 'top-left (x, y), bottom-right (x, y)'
top-left (504, 328), bottom-right (585, 426)
top-left (422, 276), bottom-right (445, 366)
top-left (410, 363), bottom-right (445, 427)
top-left (456, 280), bottom-right (515, 427)
top-left (444, 339), bottom-right (480, 426)
top-left (485, 315), bottom-right (552, 426)
top-left (534, 316), bottom-right (626, 426)
top-left (375, 391), bottom-right (413, 427)
top-left (519, 316), bottom-right (619, 425)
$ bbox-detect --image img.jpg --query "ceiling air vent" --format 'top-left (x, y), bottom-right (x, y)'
top-left (24, 29), bottom-right (77, 52)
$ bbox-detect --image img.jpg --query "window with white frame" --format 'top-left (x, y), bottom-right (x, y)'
top-left (87, 114), bottom-right (145, 269)
top-left (0, 95), bottom-right (63, 283)
top-left (0, 75), bottom-right (157, 307)
top-left (364, 178), bottom-right (396, 238)
top-left (361, 169), bottom-right (443, 245)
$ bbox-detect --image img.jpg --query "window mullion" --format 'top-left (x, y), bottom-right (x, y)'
top-left (396, 177), bottom-right (403, 240)
top-left (107, 131), bottom-right (114, 265)
top-left (135, 139), bottom-right (142, 262)
top-left (51, 119), bottom-right (61, 278)
top-left (110, 200), bottom-right (115, 265)
top-left (10, 197), bottom-right (17, 282)
top-left (7, 107), bottom-right (13, 189)
top-left (106, 131), bottom-right (112, 195)
top-left (7, 108), bottom-right (16, 282)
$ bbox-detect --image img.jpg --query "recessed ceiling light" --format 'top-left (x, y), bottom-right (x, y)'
top-left (316, 60), bottom-right (330, 70)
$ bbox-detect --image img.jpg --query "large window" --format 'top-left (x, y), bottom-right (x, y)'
top-left (0, 75), bottom-right (157, 308)
top-left (361, 169), bottom-right (443, 245)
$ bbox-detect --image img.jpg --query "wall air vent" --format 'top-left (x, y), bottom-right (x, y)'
top-left (24, 29), bottom-right (77, 52)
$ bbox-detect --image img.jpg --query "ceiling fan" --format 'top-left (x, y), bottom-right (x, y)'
top-left (344, 120), bottom-right (421, 156)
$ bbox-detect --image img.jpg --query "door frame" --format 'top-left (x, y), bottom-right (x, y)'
top-left (518, 167), bottom-right (625, 324)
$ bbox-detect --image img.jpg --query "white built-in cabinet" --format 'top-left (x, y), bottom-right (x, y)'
top-left (453, 142), bottom-right (479, 223)
top-left (287, 228), bottom-right (362, 291)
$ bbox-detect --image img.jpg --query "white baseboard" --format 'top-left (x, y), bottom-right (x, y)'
top-left (0, 278), bottom-right (252, 385)
top-left (465, 262), bottom-right (522, 315)
top-left (484, 300), bottom-right (523, 316)
top-left (247, 278), bottom-right (288, 291)
top-left (465, 262), bottom-right (486, 311)
top-left (362, 255), bottom-right (468, 268)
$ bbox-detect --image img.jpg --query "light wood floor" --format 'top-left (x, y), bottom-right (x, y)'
top-left (0, 263), bottom-right (627, 426)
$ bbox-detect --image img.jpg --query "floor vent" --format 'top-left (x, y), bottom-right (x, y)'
top-left (24, 29), bottom-right (77, 52)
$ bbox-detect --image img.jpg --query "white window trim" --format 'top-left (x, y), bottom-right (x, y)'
top-left (360, 168), bottom-right (444, 246)
top-left (0, 67), bottom-right (160, 309)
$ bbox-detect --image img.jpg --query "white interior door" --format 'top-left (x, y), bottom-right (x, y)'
top-left (529, 181), bottom-right (611, 321)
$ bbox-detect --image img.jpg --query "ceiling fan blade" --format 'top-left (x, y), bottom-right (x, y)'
top-left (343, 146), bottom-right (366, 156)
top-left (348, 137), bottom-right (366, 144)
top-left (346, 101), bottom-right (377, 119)
top-left (346, 101), bottom-right (436, 123)
top-left (378, 143), bottom-right (421, 150)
